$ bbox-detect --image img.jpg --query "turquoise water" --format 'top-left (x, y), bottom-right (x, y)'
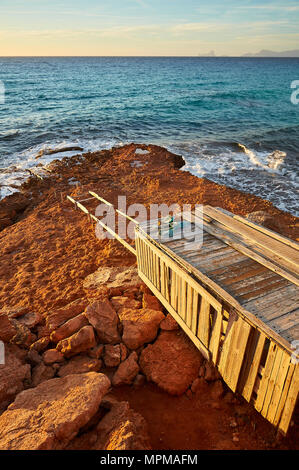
top-left (0, 57), bottom-right (298, 214)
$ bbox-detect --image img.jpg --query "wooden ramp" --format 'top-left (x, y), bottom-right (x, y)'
top-left (67, 193), bottom-right (299, 435)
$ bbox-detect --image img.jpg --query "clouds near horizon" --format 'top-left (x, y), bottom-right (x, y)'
top-left (0, 0), bottom-right (298, 56)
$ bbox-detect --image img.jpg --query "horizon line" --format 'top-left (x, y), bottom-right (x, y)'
top-left (1, 55), bottom-right (299, 58)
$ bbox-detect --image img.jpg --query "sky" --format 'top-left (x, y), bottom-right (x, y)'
top-left (0, 0), bottom-right (299, 56)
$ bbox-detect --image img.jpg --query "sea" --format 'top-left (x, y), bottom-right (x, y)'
top-left (0, 57), bottom-right (298, 215)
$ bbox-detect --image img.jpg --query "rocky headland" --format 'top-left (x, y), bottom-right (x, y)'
top-left (0, 143), bottom-right (298, 450)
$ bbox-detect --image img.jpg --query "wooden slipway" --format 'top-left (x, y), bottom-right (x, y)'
top-left (67, 193), bottom-right (299, 435)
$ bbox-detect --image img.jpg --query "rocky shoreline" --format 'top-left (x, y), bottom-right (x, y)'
top-left (0, 143), bottom-right (298, 450)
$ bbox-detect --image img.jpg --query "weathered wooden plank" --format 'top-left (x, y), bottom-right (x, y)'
top-left (197, 297), bottom-right (211, 348)
top-left (138, 231), bottom-right (296, 354)
top-left (278, 366), bottom-right (299, 434)
top-left (237, 278), bottom-right (290, 303)
top-left (266, 350), bottom-right (292, 423)
top-left (191, 290), bottom-right (199, 336)
top-left (255, 342), bottom-right (278, 412)
top-left (203, 205), bottom-right (299, 273)
top-left (273, 362), bottom-right (296, 427)
top-left (138, 270), bottom-right (211, 360)
top-left (180, 279), bottom-right (187, 321)
top-left (186, 284), bottom-right (193, 328)
top-left (268, 310), bottom-right (299, 333)
top-left (261, 347), bottom-right (285, 418)
top-left (218, 314), bottom-right (251, 392)
top-left (242, 284), bottom-right (299, 321)
top-left (183, 212), bottom-right (299, 287)
top-left (209, 306), bottom-right (223, 364)
top-left (239, 329), bottom-right (266, 402)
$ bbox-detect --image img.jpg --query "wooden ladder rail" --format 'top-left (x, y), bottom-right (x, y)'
top-left (66, 194), bottom-right (137, 256)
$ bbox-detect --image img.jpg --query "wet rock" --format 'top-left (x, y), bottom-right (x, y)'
top-left (50, 312), bottom-right (89, 343)
top-left (84, 300), bottom-right (120, 344)
top-left (0, 344), bottom-right (31, 411)
top-left (112, 352), bottom-right (139, 386)
top-left (56, 325), bottom-right (96, 358)
top-left (42, 349), bottom-right (64, 365)
top-left (0, 372), bottom-right (111, 450)
top-left (46, 298), bottom-right (89, 333)
top-left (120, 308), bottom-right (165, 350)
top-left (140, 330), bottom-right (203, 395)
top-left (58, 356), bottom-right (102, 378)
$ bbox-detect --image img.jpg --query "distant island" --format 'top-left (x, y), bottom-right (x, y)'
top-left (242, 49), bottom-right (299, 58)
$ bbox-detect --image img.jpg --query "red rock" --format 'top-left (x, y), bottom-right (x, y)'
top-left (120, 343), bottom-right (127, 361)
top-left (191, 377), bottom-right (206, 394)
top-left (50, 312), bottom-right (89, 343)
top-left (133, 374), bottom-right (145, 388)
top-left (83, 266), bottom-right (141, 295)
top-left (94, 400), bottom-right (151, 450)
top-left (142, 293), bottom-right (162, 311)
top-left (17, 311), bottom-right (42, 330)
top-left (103, 344), bottom-right (121, 368)
top-left (110, 296), bottom-right (141, 314)
top-left (46, 298), bottom-right (89, 333)
top-left (30, 336), bottom-right (50, 353)
top-left (210, 380), bottom-right (225, 400)
top-left (84, 300), bottom-right (120, 344)
top-left (0, 313), bottom-right (17, 342)
top-left (140, 330), bottom-right (203, 395)
top-left (0, 344), bottom-right (31, 411)
top-left (27, 349), bottom-right (42, 366)
top-left (112, 352), bottom-right (139, 386)
top-left (120, 308), bottom-right (165, 350)
top-left (160, 313), bottom-right (179, 331)
top-left (42, 349), bottom-right (64, 365)
top-left (204, 362), bottom-right (221, 382)
top-left (88, 344), bottom-right (104, 359)
top-left (0, 372), bottom-right (111, 450)
top-left (31, 363), bottom-right (55, 387)
top-left (58, 356), bottom-right (102, 377)
top-left (56, 326), bottom-right (96, 358)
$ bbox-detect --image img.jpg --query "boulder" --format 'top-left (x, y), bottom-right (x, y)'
top-left (42, 349), bottom-right (64, 365)
top-left (50, 312), bottom-right (89, 343)
top-left (0, 313), bottom-right (17, 342)
top-left (46, 298), bottom-right (89, 333)
top-left (0, 344), bottom-right (31, 411)
top-left (103, 344), bottom-right (121, 368)
top-left (160, 313), bottom-right (179, 331)
top-left (94, 400), bottom-right (151, 450)
top-left (140, 330), bottom-right (203, 395)
top-left (16, 311), bottom-right (42, 330)
top-left (56, 326), bottom-right (96, 358)
top-left (58, 356), bottom-right (102, 378)
top-left (84, 300), bottom-right (120, 344)
top-left (204, 362), bottom-right (221, 382)
top-left (0, 372), bottom-right (111, 450)
top-left (112, 352), bottom-right (139, 386)
top-left (31, 363), bottom-right (55, 387)
top-left (83, 266), bottom-right (141, 295)
top-left (120, 308), bottom-right (165, 350)
top-left (30, 336), bottom-right (50, 353)
top-left (110, 296), bottom-right (141, 314)
top-left (142, 293), bottom-right (162, 311)
top-left (88, 344), bottom-right (104, 360)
